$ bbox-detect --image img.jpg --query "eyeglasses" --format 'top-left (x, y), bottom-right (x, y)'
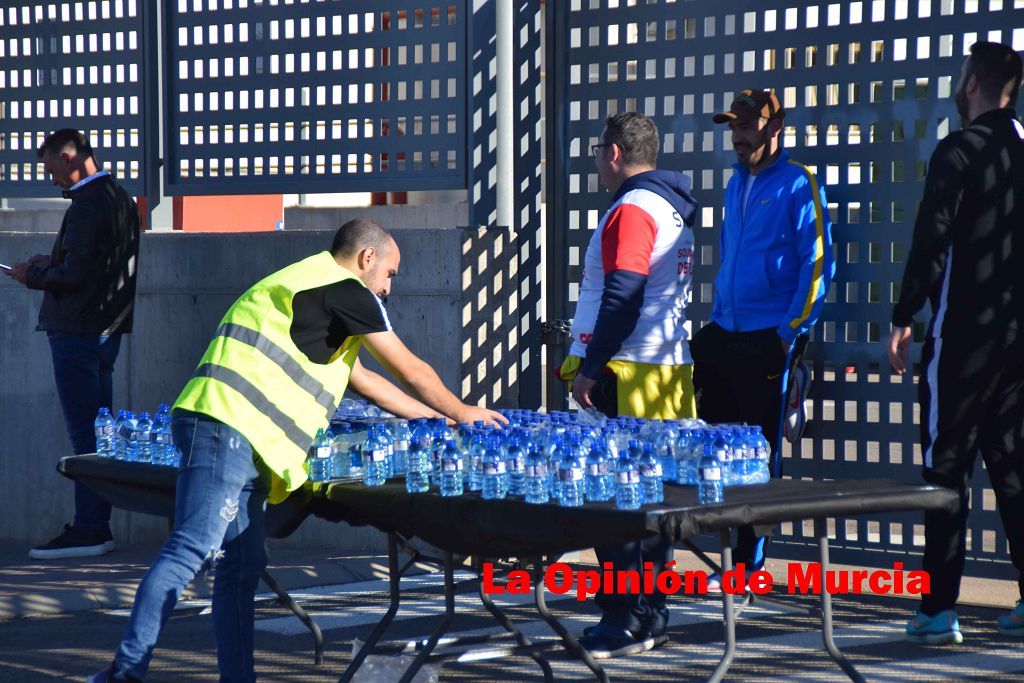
top-left (590, 143), bottom-right (611, 158)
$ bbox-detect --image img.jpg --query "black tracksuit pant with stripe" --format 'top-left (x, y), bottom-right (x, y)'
top-left (918, 337), bottom-right (1024, 614)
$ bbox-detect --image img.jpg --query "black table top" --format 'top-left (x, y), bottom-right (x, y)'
top-left (323, 477), bottom-right (958, 558)
top-left (58, 455), bottom-right (957, 558)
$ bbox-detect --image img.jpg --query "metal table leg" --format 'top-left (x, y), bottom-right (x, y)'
top-left (261, 569), bottom-right (324, 665)
top-left (815, 519), bottom-right (867, 683)
top-left (531, 557), bottom-right (609, 683)
top-left (339, 533), bottom-right (403, 683)
top-left (680, 538), bottom-right (811, 618)
top-left (475, 559), bottom-right (555, 683)
top-left (708, 529), bottom-right (736, 683)
top-left (396, 550), bottom-right (457, 683)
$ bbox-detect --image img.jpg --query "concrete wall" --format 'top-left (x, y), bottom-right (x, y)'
top-left (0, 227), bottom-right (485, 551)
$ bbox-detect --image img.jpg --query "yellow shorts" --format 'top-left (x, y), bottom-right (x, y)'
top-left (558, 355), bottom-right (696, 420)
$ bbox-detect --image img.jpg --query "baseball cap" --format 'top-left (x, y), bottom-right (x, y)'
top-left (713, 89), bottom-right (784, 124)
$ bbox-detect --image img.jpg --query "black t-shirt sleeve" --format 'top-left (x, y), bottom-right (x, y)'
top-left (323, 279), bottom-right (392, 335)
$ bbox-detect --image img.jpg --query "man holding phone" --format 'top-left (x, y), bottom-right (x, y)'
top-left (4, 129), bottom-right (141, 560)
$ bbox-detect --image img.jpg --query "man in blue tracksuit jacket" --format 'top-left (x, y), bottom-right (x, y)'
top-left (690, 90), bottom-right (835, 590)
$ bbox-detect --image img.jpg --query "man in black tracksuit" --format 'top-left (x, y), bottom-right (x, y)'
top-left (887, 42), bottom-right (1024, 644)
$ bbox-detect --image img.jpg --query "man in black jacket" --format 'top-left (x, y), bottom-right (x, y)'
top-left (887, 42), bottom-right (1024, 645)
top-left (5, 129), bottom-right (140, 559)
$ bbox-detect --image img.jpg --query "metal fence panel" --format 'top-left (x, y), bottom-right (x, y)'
top-left (163, 1), bottom-right (468, 195)
top-left (553, 0), bottom-right (1023, 576)
top-left (0, 0), bottom-right (152, 198)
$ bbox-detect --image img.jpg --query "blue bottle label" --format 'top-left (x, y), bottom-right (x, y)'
top-left (616, 470), bottom-right (639, 485)
top-left (117, 424), bottom-right (134, 440)
top-left (586, 462), bottom-right (608, 476)
top-left (639, 463), bottom-right (662, 478)
top-left (483, 461), bottom-right (506, 475)
top-left (559, 467), bottom-right (583, 483)
top-left (365, 449), bottom-right (388, 462)
top-left (316, 446), bottom-right (331, 459)
top-left (526, 463), bottom-right (547, 477)
top-left (442, 457), bottom-right (463, 472)
top-left (701, 466), bottom-right (722, 482)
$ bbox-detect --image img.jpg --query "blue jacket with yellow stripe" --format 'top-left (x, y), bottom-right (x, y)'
top-left (711, 150), bottom-right (835, 347)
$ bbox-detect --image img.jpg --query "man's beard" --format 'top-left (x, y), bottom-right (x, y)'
top-left (955, 87), bottom-right (970, 121)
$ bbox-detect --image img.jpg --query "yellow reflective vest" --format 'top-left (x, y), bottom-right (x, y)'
top-left (175, 251), bottom-right (363, 503)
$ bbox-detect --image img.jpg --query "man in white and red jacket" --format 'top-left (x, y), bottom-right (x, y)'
top-left (560, 111), bottom-right (699, 657)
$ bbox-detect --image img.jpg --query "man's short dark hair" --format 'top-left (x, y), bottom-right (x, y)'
top-left (602, 112), bottom-right (659, 167)
top-left (967, 42), bottom-right (1023, 103)
top-left (331, 218), bottom-right (392, 258)
top-left (36, 128), bottom-right (94, 161)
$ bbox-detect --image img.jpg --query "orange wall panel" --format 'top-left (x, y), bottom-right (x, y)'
top-left (175, 195), bottom-right (284, 232)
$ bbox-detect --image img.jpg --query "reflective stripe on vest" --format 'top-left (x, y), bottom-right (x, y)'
top-left (215, 322), bottom-right (337, 419)
top-left (192, 363), bottom-right (310, 453)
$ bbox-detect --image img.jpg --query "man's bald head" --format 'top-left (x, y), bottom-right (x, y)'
top-left (331, 218), bottom-right (394, 259)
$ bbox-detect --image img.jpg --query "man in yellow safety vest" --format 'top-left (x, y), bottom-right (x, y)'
top-left (90, 218), bottom-right (505, 683)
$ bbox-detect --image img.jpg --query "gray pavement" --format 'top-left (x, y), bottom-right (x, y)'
top-left (1, 540), bottom-right (1022, 682)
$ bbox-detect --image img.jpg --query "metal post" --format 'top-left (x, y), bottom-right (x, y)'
top-left (543, 0), bottom-right (569, 412)
top-left (495, 0), bottom-right (514, 230)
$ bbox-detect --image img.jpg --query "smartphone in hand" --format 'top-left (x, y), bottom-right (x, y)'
top-left (0, 263), bottom-right (12, 271)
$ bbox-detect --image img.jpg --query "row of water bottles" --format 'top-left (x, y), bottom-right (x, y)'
top-left (94, 404), bottom-right (181, 467)
top-left (308, 403), bottom-right (773, 508)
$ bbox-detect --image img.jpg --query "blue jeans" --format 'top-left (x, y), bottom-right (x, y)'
top-left (48, 331), bottom-right (122, 530)
top-left (114, 412), bottom-right (270, 682)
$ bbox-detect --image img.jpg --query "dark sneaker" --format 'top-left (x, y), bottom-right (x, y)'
top-left (578, 623), bottom-right (668, 659)
top-left (29, 524), bottom-right (114, 560)
top-left (85, 665), bottom-right (142, 683)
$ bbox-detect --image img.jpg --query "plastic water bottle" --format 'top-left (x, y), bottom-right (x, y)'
top-left (481, 435), bottom-right (509, 500)
top-left (348, 424), bottom-right (368, 479)
top-left (614, 452), bottom-right (643, 510)
top-left (151, 414), bottom-right (172, 466)
top-left (584, 441), bottom-right (614, 502)
top-left (673, 429), bottom-right (694, 484)
top-left (728, 428), bottom-right (750, 485)
top-left (361, 426), bottom-right (389, 486)
top-left (430, 419), bottom-right (450, 486)
top-left (504, 431), bottom-right (526, 496)
top-left (405, 421), bottom-right (432, 493)
top-left (750, 427), bottom-right (771, 484)
top-left (698, 441), bottom-right (725, 505)
top-left (306, 427), bottom-right (333, 482)
top-left (439, 440), bottom-right (464, 497)
top-left (466, 428), bottom-right (487, 492)
top-left (133, 412), bottom-right (154, 464)
top-left (391, 420), bottom-right (411, 475)
top-left (711, 429), bottom-right (735, 486)
top-left (94, 407), bottom-right (115, 457)
top-left (122, 411), bottom-right (140, 462)
top-left (523, 445), bottom-right (550, 504)
top-left (556, 450), bottom-right (585, 507)
top-left (371, 422), bottom-right (393, 479)
top-left (639, 443), bottom-right (664, 504)
top-left (112, 410), bottom-right (130, 460)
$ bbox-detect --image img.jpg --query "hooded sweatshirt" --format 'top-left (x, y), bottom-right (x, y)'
top-left (569, 169), bottom-right (700, 379)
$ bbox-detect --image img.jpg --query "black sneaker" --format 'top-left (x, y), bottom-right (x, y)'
top-left (29, 524), bottom-right (115, 560)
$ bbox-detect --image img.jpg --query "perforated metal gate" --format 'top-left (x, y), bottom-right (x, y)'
top-left (547, 0), bottom-right (1024, 576)
top-left (163, 1), bottom-right (469, 195)
top-left (0, 0), bottom-right (157, 199)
